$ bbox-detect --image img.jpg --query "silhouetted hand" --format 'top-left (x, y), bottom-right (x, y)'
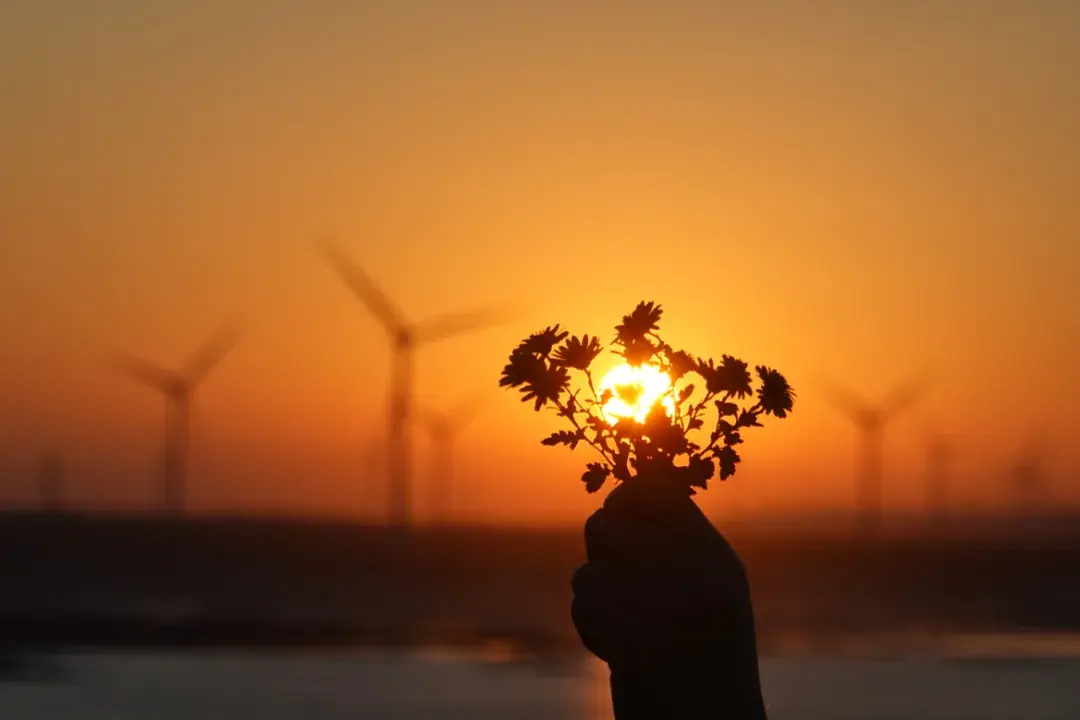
top-left (571, 480), bottom-right (769, 719)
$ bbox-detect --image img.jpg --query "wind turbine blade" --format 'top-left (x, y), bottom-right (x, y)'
top-left (449, 393), bottom-right (487, 428)
top-left (411, 405), bottom-right (448, 434)
top-left (816, 379), bottom-right (873, 424)
top-left (317, 240), bottom-right (407, 335)
top-left (880, 372), bottom-right (931, 421)
top-left (414, 306), bottom-right (514, 344)
top-left (1017, 427), bottom-right (1052, 464)
top-left (184, 322), bottom-right (242, 385)
top-left (109, 353), bottom-right (180, 395)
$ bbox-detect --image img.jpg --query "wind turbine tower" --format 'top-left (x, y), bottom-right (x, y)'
top-left (923, 431), bottom-right (953, 528)
top-left (418, 396), bottom-right (484, 526)
top-left (1011, 432), bottom-right (1049, 516)
top-left (110, 323), bottom-right (240, 517)
top-left (320, 242), bottom-right (508, 530)
top-left (822, 376), bottom-right (929, 537)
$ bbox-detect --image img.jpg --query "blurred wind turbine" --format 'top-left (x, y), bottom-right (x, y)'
top-left (923, 429), bottom-right (953, 527)
top-left (417, 395), bottom-right (485, 526)
top-left (361, 435), bottom-right (385, 521)
top-left (109, 323), bottom-right (241, 517)
top-left (1010, 430), bottom-right (1050, 515)
top-left (319, 241), bottom-right (511, 530)
top-left (821, 374), bottom-right (930, 537)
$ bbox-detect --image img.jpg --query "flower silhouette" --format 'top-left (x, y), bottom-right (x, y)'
top-left (499, 301), bottom-right (794, 495)
top-left (756, 366), bottom-right (795, 418)
top-left (553, 334), bottom-right (604, 370)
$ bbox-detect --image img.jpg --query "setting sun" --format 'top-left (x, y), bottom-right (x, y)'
top-left (598, 364), bottom-right (676, 424)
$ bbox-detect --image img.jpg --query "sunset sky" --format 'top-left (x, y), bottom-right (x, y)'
top-left (1, 1), bottom-right (1078, 523)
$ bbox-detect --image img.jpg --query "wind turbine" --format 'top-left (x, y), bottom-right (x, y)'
top-left (360, 435), bottom-right (385, 522)
top-left (922, 430), bottom-right (953, 529)
top-left (110, 323), bottom-right (241, 517)
top-left (319, 241), bottom-right (510, 530)
top-left (1010, 430), bottom-right (1050, 517)
top-left (417, 395), bottom-right (484, 526)
top-left (821, 375), bottom-right (930, 537)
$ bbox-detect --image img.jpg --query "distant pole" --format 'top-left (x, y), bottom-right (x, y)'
top-left (430, 433), bottom-right (454, 526)
top-left (387, 343), bottom-right (413, 530)
top-left (164, 395), bottom-right (190, 517)
top-left (364, 439), bottom-right (384, 521)
top-left (1013, 456), bottom-right (1040, 519)
top-left (859, 422), bottom-right (884, 538)
top-left (925, 438), bottom-right (950, 530)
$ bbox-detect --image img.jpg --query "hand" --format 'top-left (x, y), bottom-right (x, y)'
top-left (570, 495), bottom-right (743, 670)
top-left (569, 483), bottom-right (770, 719)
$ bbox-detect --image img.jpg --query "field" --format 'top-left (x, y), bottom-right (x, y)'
top-left (3, 513), bottom-right (1080, 655)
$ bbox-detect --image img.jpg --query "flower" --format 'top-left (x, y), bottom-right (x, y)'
top-left (552, 334), bottom-right (603, 370)
top-left (619, 337), bottom-right (657, 366)
top-left (499, 347), bottom-right (544, 390)
top-left (614, 302), bottom-right (663, 345)
top-left (498, 300), bottom-right (793, 497)
top-left (696, 354), bottom-right (752, 398)
top-left (519, 325), bottom-right (569, 357)
top-left (756, 366), bottom-right (795, 418)
top-left (519, 362), bottom-right (570, 411)
top-left (665, 348), bottom-right (696, 380)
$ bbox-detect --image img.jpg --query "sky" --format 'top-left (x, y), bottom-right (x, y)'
top-left (1, 1), bottom-right (1078, 523)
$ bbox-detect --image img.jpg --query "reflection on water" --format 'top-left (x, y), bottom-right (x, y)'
top-left (3, 640), bottom-right (1080, 719)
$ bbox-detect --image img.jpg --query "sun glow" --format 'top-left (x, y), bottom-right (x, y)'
top-left (598, 363), bottom-right (676, 424)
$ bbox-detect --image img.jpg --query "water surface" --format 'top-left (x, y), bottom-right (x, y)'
top-left (3, 645), bottom-right (1080, 719)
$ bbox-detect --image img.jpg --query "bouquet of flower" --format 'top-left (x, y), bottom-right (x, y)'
top-left (499, 301), bottom-right (795, 497)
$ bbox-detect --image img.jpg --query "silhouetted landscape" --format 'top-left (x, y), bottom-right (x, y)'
top-left (4, 511), bottom-right (1080, 657)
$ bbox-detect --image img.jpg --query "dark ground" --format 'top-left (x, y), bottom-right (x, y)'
top-left (2, 512), bottom-right (1080, 654)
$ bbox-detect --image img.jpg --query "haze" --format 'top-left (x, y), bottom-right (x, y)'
top-left (1, 1), bottom-right (1077, 523)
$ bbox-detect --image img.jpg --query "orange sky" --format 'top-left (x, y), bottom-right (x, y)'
top-left (1, 1), bottom-right (1078, 523)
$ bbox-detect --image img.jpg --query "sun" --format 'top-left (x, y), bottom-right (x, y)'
top-left (598, 363), bottom-right (676, 424)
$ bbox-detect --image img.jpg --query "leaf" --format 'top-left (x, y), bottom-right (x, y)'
top-left (716, 445), bottom-right (740, 480)
top-left (686, 455), bottom-right (715, 489)
top-left (715, 400), bottom-right (739, 416)
top-left (552, 334), bottom-right (603, 370)
top-left (678, 384), bottom-right (695, 403)
top-left (582, 463), bottom-right (611, 493)
top-left (688, 417), bottom-right (705, 431)
top-left (586, 414), bottom-right (609, 433)
top-left (737, 410), bottom-right (763, 428)
top-left (541, 429), bottom-right (584, 449)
